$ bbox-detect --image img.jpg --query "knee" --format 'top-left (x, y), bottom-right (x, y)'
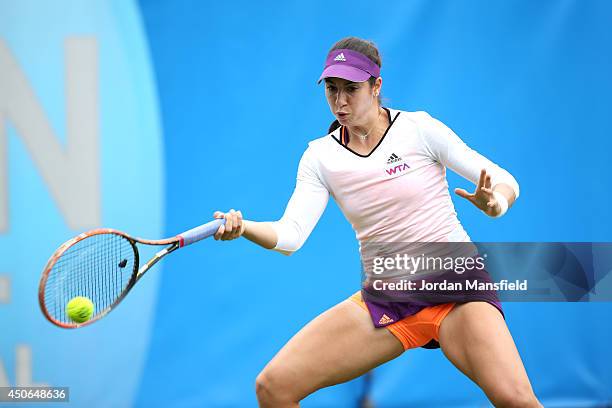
top-left (255, 367), bottom-right (299, 406)
top-left (490, 384), bottom-right (541, 408)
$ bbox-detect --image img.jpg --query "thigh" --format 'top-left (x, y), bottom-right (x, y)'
top-left (438, 302), bottom-right (537, 404)
top-left (261, 298), bottom-right (404, 399)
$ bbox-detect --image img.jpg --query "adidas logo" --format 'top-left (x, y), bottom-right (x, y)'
top-left (378, 314), bottom-right (394, 325)
top-left (386, 153), bottom-right (402, 164)
top-left (334, 52), bottom-right (346, 62)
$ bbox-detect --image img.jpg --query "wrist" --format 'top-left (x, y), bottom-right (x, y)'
top-left (489, 191), bottom-right (509, 218)
top-left (241, 219), bottom-right (250, 236)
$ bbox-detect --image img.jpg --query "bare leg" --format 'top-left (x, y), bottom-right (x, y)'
top-left (256, 299), bottom-right (404, 408)
top-left (439, 302), bottom-right (543, 408)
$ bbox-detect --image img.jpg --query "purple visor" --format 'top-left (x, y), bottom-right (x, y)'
top-left (318, 48), bottom-right (380, 84)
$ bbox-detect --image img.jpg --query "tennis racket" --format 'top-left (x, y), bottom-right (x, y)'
top-left (38, 219), bottom-right (225, 328)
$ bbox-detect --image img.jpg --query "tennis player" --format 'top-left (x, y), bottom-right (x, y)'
top-left (214, 37), bottom-right (542, 408)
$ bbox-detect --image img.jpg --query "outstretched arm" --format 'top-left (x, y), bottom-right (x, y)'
top-left (418, 113), bottom-right (520, 217)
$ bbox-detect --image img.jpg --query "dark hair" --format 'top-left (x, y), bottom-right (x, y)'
top-left (326, 37), bottom-right (383, 134)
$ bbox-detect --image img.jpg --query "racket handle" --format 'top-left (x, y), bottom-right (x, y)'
top-left (177, 219), bottom-right (226, 247)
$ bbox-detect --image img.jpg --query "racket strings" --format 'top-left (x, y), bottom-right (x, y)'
top-left (43, 233), bottom-right (137, 324)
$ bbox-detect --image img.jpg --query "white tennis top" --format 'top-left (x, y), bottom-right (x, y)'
top-left (270, 109), bottom-right (519, 254)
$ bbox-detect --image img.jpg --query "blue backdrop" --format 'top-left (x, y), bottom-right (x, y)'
top-left (1, 0), bottom-right (611, 406)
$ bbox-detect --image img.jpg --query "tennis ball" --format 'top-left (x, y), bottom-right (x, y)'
top-left (66, 296), bottom-right (94, 323)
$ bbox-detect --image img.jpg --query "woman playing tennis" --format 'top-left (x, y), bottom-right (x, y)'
top-left (214, 37), bottom-right (542, 408)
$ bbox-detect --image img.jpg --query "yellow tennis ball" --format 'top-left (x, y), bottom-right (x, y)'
top-left (66, 296), bottom-right (94, 323)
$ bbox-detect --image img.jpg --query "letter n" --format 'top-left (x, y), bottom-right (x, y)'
top-left (0, 37), bottom-right (100, 232)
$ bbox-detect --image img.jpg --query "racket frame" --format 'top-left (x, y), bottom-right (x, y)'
top-left (39, 218), bottom-right (225, 328)
top-left (39, 228), bottom-right (177, 329)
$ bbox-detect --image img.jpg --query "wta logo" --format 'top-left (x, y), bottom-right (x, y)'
top-left (383, 153), bottom-right (409, 179)
top-left (385, 163), bottom-right (410, 175)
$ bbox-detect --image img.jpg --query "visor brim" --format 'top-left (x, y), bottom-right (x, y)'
top-left (317, 65), bottom-right (372, 84)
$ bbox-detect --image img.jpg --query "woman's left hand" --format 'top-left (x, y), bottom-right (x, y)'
top-left (454, 169), bottom-right (501, 216)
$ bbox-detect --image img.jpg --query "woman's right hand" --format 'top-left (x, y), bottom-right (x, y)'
top-left (213, 209), bottom-right (246, 241)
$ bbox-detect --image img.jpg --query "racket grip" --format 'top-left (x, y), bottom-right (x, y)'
top-left (177, 219), bottom-right (226, 247)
